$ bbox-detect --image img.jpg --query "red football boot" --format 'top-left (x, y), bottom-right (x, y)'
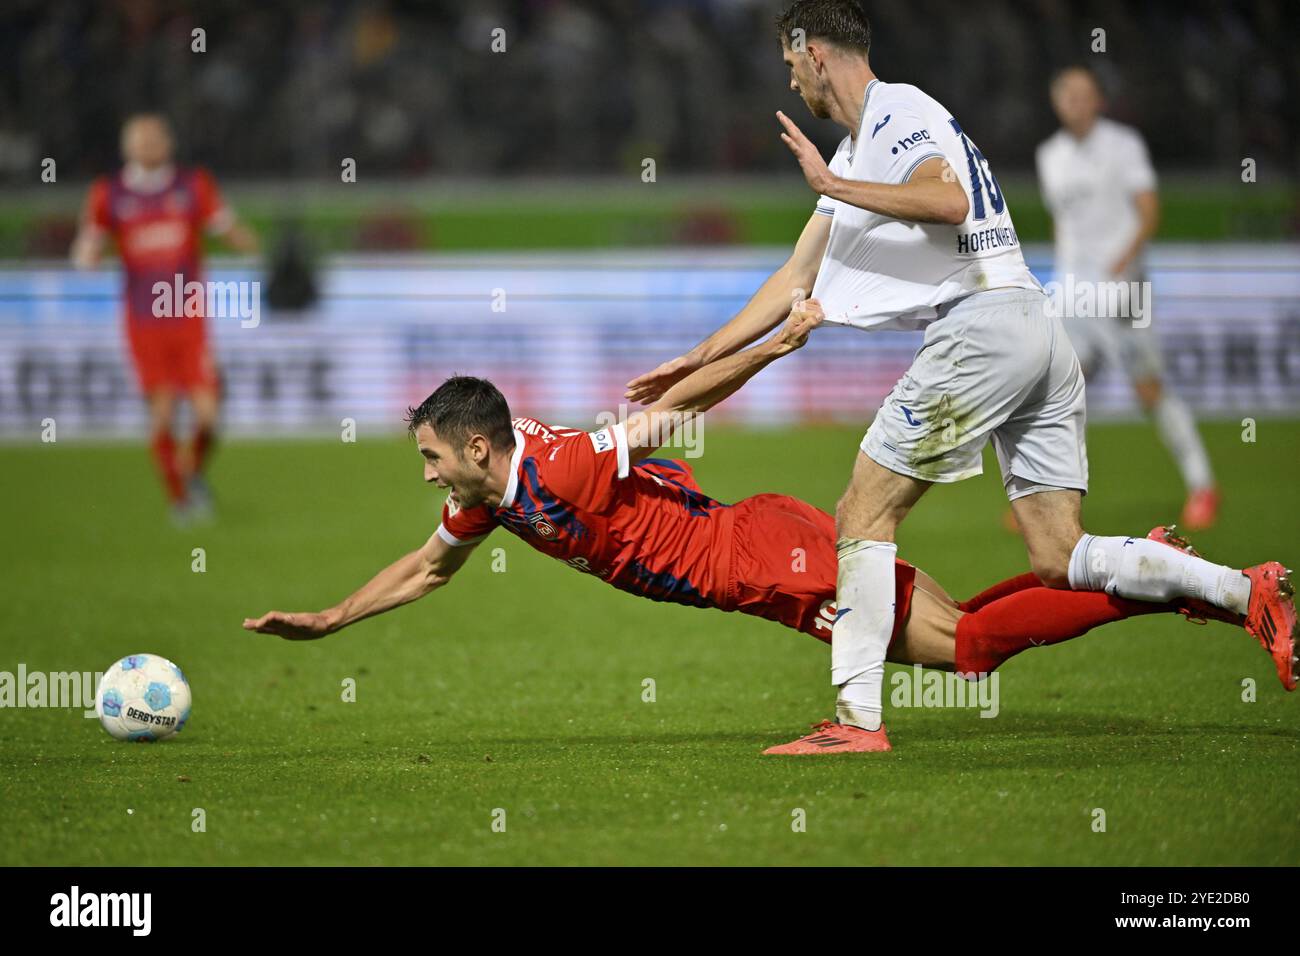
top-left (1146, 526), bottom-right (1244, 626)
top-left (1180, 487), bottom-right (1220, 532)
top-left (762, 720), bottom-right (892, 755)
top-left (1242, 563), bottom-right (1298, 692)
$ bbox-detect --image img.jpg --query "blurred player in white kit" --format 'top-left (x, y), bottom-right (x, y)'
top-left (1037, 66), bottom-right (1219, 530)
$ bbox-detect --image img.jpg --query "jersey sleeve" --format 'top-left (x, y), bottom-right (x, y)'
top-left (435, 495), bottom-right (496, 547)
top-left (862, 100), bottom-right (945, 186)
top-left (814, 138), bottom-right (853, 217)
top-left (83, 177), bottom-right (112, 231)
top-left (1119, 130), bottom-right (1157, 195)
top-left (542, 422), bottom-right (631, 511)
top-left (192, 167), bottom-right (234, 233)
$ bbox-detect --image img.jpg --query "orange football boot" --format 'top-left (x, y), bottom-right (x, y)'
top-left (1180, 487), bottom-right (1220, 532)
top-left (762, 720), bottom-right (892, 755)
top-left (1147, 527), bottom-right (1297, 691)
top-left (1242, 562), bottom-right (1298, 692)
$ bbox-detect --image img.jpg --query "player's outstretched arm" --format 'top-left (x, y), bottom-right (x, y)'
top-left (242, 532), bottom-right (477, 640)
top-left (623, 300), bottom-right (823, 466)
top-left (624, 213), bottom-right (830, 404)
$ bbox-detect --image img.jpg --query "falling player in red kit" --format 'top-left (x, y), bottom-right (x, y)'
top-left (244, 303), bottom-right (1296, 751)
top-left (70, 113), bottom-right (258, 523)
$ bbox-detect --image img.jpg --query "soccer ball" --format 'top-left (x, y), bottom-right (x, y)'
top-left (94, 654), bottom-right (192, 742)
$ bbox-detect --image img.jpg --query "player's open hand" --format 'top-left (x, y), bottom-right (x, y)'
top-left (773, 297), bottom-right (824, 353)
top-left (243, 610), bottom-right (333, 641)
top-left (625, 353), bottom-right (701, 404)
top-left (777, 111), bottom-right (835, 195)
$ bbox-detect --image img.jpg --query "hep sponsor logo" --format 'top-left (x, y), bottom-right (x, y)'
top-left (890, 129), bottom-right (932, 154)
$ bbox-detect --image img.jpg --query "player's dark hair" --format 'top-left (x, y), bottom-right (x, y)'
top-left (775, 0), bottom-right (871, 57)
top-left (405, 376), bottom-right (514, 452)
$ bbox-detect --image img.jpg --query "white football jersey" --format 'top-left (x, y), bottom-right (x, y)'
top-left (811, 79), bottom-right (1039, 331)
top-left (1036, 117), bottom-right (1157, 282)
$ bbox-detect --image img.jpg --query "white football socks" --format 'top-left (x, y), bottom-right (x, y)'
top-left (1152, 394), bottom-right (1214, 492)
top-left (831, 538), bottom-right (897, 731)
top-left (1068, 534), bottom-right (1251, 614)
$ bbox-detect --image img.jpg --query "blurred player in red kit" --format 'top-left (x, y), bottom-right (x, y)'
top-left (70, 113), bottom-right (258, 523)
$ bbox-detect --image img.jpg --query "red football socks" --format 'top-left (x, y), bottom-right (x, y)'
top-left (956, 572), bottom-right (1042, 613)
top-left (955, 581), bottom-right (1169, 675)
top-left (151, 431), bottom-right (186, 503)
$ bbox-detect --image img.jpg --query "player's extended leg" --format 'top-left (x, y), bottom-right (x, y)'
top-left (951, 577), bottom-right (1166, 675)
top-left (765, 569), bottom-right (1175, 755)
top-left (171, 318), bottom-right (221, 519)
top-left (773, 289), bottom-right (1065, 753)
top-left (186, 385), bottom-right (219, 518)
top-left (891, 569), bottom-right (1166, 675)
top-left (761, 461), bottom-right (930, 755)
top-left (831, 451), bottom-right (931, 733)
top-left (145, 388), bottom-right (186, 514)
top-left (996, 303), bottom-right (1296, 689)
top-left (1133, 375), bottom-right (1218, 530)
top-left (127, 319), bottom-right (187, 516)
top-left (1012, 489), bottom-right (1298, 690)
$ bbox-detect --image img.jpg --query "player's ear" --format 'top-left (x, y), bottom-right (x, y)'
top-left (806, 40), bottom-right (826, 73)
top-left (468, 433), bottom-right (490, 467)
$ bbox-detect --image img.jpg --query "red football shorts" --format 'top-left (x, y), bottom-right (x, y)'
top-left (726, 493), bottom-right (915, 646)
top-left (125, 316), bottom-right (218, 393)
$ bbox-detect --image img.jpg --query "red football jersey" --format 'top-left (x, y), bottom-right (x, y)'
top-left (437, 417), bottom-right (734, 608)
top-left (84, 165), bottom-right (228, 321)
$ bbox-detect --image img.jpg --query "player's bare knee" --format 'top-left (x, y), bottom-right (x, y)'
top-left (194, 404), bottom-right (218, 430)
top-left (148, 395), bottom-right (175, 432)
top-left (1027, 537), bottom-right (1077, 588)
top-left (1031, 556), bottom-right (1071, 589)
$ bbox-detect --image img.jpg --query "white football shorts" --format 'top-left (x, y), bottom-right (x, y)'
top-left (861, 288), bottom-right (1089, 499)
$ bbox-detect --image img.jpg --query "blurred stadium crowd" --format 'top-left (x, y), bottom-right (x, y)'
top-left (1, 0), bottom-right (1296, 182)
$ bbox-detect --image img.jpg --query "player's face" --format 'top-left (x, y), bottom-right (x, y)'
top-left (1050, 70), bottom-right (1103, 133)
top-left (415, 424), bottom-right (491, 508)
top-left (121, 117), bottom-right (174, 168)
top-left (783, 42), bottom-right (830, 119)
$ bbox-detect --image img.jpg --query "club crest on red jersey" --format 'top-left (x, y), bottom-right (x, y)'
top-left (528, 512), bottom-right (557, 538)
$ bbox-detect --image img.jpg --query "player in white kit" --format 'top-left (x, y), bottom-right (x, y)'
top-left (626, 1), bottom-right (1296, 752)
top-left (1037, 65), bottom-right (1219, 530)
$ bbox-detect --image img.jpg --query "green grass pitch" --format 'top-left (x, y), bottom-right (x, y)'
top-left (1, 421), bottom-right (1296, 866)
